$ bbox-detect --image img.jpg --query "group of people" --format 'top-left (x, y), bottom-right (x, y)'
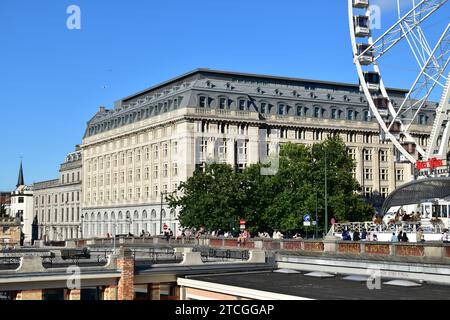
top-left (390, 231), bottom-right (410, 242)
top-left (341, 229), bottom-right (378, 242)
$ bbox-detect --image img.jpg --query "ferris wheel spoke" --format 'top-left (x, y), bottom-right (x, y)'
top-left (394, 24), bottom-right (450, 130)
top-left (357, 0), bottom-right (448, 62)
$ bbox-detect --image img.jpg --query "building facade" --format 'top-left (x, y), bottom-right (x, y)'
top-left (80, 69), bottom-right (435, 238)
top-left (33, 147), bottom-right (82, 241)
top-left (9, 162), bottom-right (34, 244)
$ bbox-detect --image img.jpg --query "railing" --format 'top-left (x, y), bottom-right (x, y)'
top-left (329, 221), bottom-right (445, 236)
top-left (0, 257), bottom-right (20, 270)
top-left (193, 248), bottom-right (250, 263)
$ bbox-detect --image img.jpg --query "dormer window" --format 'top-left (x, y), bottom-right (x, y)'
top-left (296, 105), bottom-right (302, 116)
top-left (331, 109), bottom-right (338, 119)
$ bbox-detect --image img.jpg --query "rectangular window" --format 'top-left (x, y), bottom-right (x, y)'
top-left (278, 104), bottom-right (286, 116)
top-left (163, 164), bottom-right (168, 177)
top-left (364, 187), bottom-right (373, 198)
top-left (153, 165), bottom-right (159, 179)
top-left (163, 144), bottom-right (168, 158)
top-left (380, 150), bottom-right (388, 162)
top-left (173, 163), bottom-right (178, 176)
top-left (296, 106), bottom-right (302, 117)
top-left (396, 169), bottom-right (404, 181)
top-left (364, 149), bottom-right (372, 161)
top-left (173, 142), bottom-right (178, 155)
top-left (364, 168), bottom-right (373, 180)
top-left (145, 167), bottom-right (150, 180)
top-left (380, 169), bottom-right (389, 181)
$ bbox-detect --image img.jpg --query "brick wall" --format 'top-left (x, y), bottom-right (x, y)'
top-left (117, 247), bottom-right (135, 301)
top-left (395, 245), bottom-right (425, 257)
top-left (364, 244), bottom-right (390, 255)
top-left (338, 243), bottom-right (361, 254)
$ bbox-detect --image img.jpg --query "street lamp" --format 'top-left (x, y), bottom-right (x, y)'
top-left (315, 181), bottom-right (319, 239)
top-left (126, 212), bottom-right (132, 236)
top-left (80, 214), bottom-right (84, 239)
top-left (324, 149), bottom-right (329, 235)
top-left (160, 191), bottom-right (177, 235)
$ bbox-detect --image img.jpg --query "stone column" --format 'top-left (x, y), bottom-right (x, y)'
top-left (117, 247), bottom-right (135, 301)
top-left (66, 289), bottom-right (81, 300)
top-left (15, 290), bottom-right (43, 300)
top-left (147, 283), bottom-right (161, 300)
top-left (103, 285), bottom-right (118, 300)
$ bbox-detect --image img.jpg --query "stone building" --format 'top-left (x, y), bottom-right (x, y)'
top-left (33, 147), bottom-right (82, 241)
top-left (0, 215), bottom-right (21, 248)
top-left (81, 69), bottom-right (434, 238)
top-left (9, 162), bottom-right (34, 244)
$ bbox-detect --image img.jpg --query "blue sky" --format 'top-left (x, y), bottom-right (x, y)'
top-left (0, 0), bottom-right (448, 190)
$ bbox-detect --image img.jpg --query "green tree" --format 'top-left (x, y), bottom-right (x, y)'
top-left (169, 137), bottom-right (375, 234)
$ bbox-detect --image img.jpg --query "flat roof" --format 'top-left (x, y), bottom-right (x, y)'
top-left (186, 271), bottom-right (450, 300)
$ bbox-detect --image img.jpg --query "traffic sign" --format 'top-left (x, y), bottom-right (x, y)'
top-left (304, 215), bottom-right (311, 222)
top-left (240, 219), bottom-right (246, 225)
top-left (312, 221), bottom-right (317, 226)
top-left (303, 221), bottom-right (311, 227)
top-left (163, 224), bottom-right (168, 230)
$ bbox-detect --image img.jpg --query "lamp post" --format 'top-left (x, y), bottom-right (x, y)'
top-left (80, 214), bottom-right (84, 239)
top-left (324, 149), bottom-right (329, 236)
top-left (126, 212), bottom-right (132, 236)
top-left (315, 182), bottom-right (319, 239)
top-left (160, 191), bottom-right (177, 235)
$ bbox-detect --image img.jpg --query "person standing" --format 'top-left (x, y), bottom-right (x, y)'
top-left (391, 233), bottom-right (399, 243)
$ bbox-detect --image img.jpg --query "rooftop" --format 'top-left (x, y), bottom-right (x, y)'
top-left (186, 271), bottom-right (450, 300)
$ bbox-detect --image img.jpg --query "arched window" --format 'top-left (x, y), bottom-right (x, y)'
top-left (90, 212), bottom-right (95, 221)
top-left (314, 107), bottom-right (321, 118)
top-left (238, 98), bottom-right (247, 111)
top-left (161, 209), bottom-right (166, 219)
top-left (134, 210), bottom-right (139, 220)
top-left (363, 110), bottom-right (371, 122)
top-left (278, 103), bottom-right (286, 116)
top-left (419, 114), bottom-right (428, 125)
top-left (218, 96), bottom-right (229, 109)
top-left (111, 212), bottom-right (116, 221)
top-left (118, 211), bottom-right (123, 220)
top-left (104, 212), bottom-right (108, 221)
top-left (198, 95), bottom-right (207, 108)
top-left (142, 210), bottom-right (148, 220)
top-left (347, 109), bottom-right (355, 121)
top-left (170, 209), bottom-right (176, 218)
top-left (151, 209), bottom-right (157, 219)
top-left (260, 102), bottom-right (268, 114)
top-left (97, 212), bottom-right (102, 221)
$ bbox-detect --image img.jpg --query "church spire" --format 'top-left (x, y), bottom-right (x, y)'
top-left (17, 160), bottom-right (24, 188)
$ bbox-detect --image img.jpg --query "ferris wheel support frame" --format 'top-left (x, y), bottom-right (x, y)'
top-left (349, 0), bottom-right (449, 166)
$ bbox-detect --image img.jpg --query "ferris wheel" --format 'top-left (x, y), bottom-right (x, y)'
top-left (348, 0), bottom-right (450, 168)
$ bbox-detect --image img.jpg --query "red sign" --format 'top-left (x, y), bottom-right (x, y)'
top-left (163, 224), bottom-right (168, 230)
top-left (240, 219), bottom-right (246, 225)
top-left (416, 158), bottom-right (444, 170)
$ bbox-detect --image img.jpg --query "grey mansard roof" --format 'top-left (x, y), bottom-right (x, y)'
top-left (84, 68), bottom-right (437, 138)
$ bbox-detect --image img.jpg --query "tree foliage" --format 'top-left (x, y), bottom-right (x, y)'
top-left (168, 136), bottom-right (375, 234)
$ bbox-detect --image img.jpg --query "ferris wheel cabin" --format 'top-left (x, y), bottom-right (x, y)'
top-left (356, 44), bottom-right (374, 65)
top-left (362, 71), bottom-right (380, 92)
top-left (373, 97), bottom-right (389, 117)
top-left (352, 0), bottom-right (369, 8)
top-left (353, 16), bottom-right (371, 37)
